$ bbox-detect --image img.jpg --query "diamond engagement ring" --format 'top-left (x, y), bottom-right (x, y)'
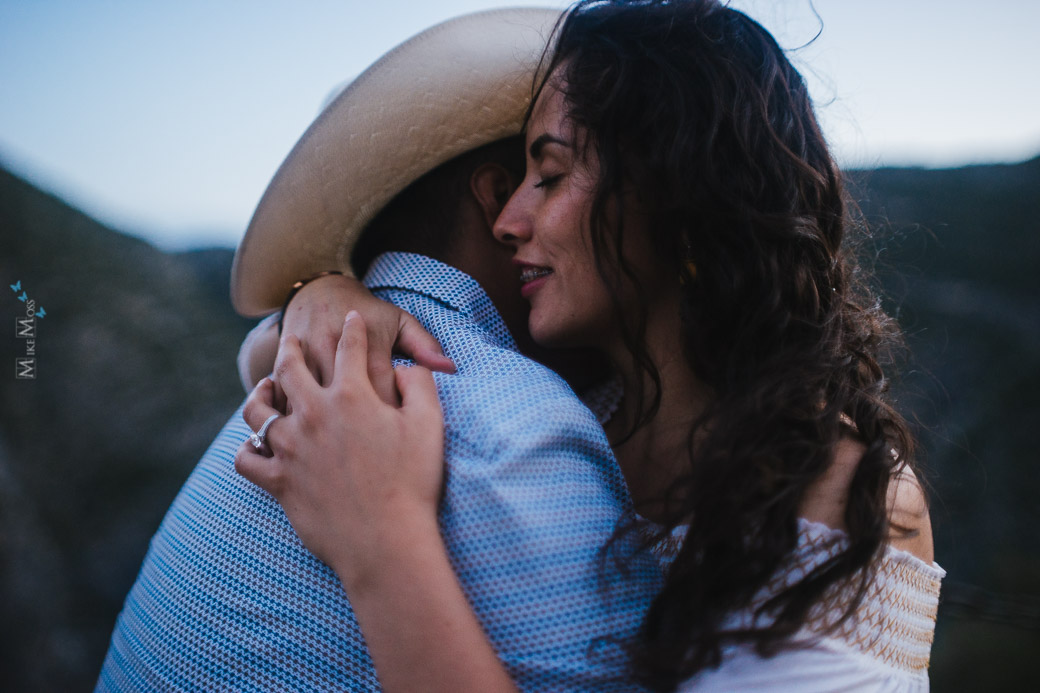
top-left (250, 414), bottom-right (280, 449)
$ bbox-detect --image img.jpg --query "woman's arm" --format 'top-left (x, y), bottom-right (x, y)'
top-left (235, 313), bottom-right (517, 693)
top-left (236, 273), bottom-right (455, 401)
top-left (237, 313), bottom-right (281, 392)
top-left (337, 510), bottom-right (519, 693)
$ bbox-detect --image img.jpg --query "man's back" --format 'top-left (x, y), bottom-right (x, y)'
top-left (97, 253), bottom-right (660, 691)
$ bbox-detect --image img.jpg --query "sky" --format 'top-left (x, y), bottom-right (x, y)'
top-left (1, 0), bottom-right (1038, 249)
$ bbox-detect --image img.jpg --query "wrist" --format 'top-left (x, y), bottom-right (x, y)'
top-left (278, 270), bottom-right (346, 334)
top-left (333, 505), bottom-right (443, 597)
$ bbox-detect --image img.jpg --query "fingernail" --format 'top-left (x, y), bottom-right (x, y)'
top-left (345, 310), bottom-right (359, 324)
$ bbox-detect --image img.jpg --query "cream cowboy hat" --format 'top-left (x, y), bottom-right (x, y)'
top-left (231, 7), bottom-right (561, 316)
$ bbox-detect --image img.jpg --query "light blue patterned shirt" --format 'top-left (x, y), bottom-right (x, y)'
top-left (97, 252), bottom-right (662, 691)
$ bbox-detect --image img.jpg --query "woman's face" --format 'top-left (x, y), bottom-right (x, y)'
top-left (494, 80), bottom-right (657, 350)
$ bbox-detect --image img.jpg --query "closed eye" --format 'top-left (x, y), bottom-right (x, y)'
top-left (534, 175), bottom-right (562, 189)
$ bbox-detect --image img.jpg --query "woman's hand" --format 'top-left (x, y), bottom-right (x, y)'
top-left (235, 311), bottom-right (446, 589)
top-left (240, 273), bottom-right (456, 403)
top-left (235, 312), bottom-right (518, 692)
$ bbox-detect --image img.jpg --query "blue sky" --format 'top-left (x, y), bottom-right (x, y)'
top-left (2, 0), bottom-right (1038, 249)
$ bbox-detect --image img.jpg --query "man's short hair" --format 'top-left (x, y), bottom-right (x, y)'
top-left (351, 136), bottom-right (524, 276)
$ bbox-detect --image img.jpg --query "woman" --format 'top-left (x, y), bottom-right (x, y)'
top-left (238, 1), bottom-right (942, 690)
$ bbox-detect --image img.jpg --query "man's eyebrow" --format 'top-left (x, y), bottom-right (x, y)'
top-left (529, 133), bottom-right (570, 159)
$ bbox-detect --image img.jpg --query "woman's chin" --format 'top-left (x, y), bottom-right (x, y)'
top-left (528, 321), bottom-right (589, 352)
top-left (528, 322), bottom-right (570, 350)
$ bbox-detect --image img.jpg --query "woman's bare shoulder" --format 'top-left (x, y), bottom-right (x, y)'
top-left (799, 438), bottom-right (934, 563)
top-left (886, 466), bottom-right (934, 563)
top-left (798, 436), bottom-right (862, 531)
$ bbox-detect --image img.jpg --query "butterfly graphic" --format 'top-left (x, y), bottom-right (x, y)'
top-left (17, 291), bottom-right (27, 302)
top-left (10, 280), bottom-right (21, 292)
top-left (35, 308), bottom-right (46, 318)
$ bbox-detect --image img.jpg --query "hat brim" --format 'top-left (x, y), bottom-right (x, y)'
top-left (231, 7), bottom-right (561, 316)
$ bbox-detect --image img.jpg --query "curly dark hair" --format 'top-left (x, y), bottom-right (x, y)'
top-left (532, 0), bottom-right (919, 689)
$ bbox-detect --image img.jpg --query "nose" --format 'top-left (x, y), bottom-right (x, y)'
top-left (492, 187), bottom-right (532, 247)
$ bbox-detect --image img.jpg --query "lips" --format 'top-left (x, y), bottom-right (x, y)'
top-left (515, 262), bottom-right (553, 300)
top-left (519, 266), bottom-right (553, 283)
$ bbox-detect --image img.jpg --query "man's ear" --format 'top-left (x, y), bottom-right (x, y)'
top-left (469, 163), bottom-right (517, 230)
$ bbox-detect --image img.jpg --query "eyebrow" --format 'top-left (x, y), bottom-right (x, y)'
top-left (529, 133), bottom-right (570, 160)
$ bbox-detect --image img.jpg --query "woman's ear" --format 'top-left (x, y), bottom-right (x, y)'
top-left (469, 163), bottom-right (517, 230)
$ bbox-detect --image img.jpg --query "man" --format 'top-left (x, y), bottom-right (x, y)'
top-left (97, 10), bottom-right (659, 691)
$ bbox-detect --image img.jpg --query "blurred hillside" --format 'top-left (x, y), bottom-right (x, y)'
top-left (847, 157), bottom-right (1040, 691)
top-left (0, 165), bottom-right (253, 691)
top-left (1, 157), bottom-right (1038, 691)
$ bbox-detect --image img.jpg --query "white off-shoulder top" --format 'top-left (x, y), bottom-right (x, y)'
top-left (660, 519), bottom-right (945, 692)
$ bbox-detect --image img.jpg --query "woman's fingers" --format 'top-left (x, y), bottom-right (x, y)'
top-left (235, 438), bottom-right (282, 494)
top-left (273, 334), bottom-right (318, 404)
top-left (236, 378), bottom-right (285, 492)
top-left (396, 312), bottom-right (456, 374)
top-left (364, 313), bottom-right (401, 406)
top-left (333, 311), bottom-right (375, 394)
top-left (242, 377), bottom-right (277, 431)
top-left (368, 311), bottom-right (453, 405)
top-left (396, 366), bottom-right (441, 420)
top-left (394, 365), bottom-right (446, 506)
top-left (241, 378), bottom-right (286, 450)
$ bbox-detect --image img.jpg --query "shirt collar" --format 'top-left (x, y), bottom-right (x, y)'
top-left (363, 251), bottom-right (518, 351)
